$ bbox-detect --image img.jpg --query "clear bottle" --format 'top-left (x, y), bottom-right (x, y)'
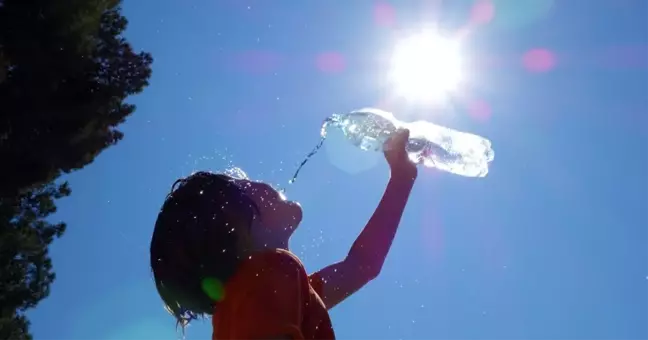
top-left (323, 108), bottom-right (495, 177)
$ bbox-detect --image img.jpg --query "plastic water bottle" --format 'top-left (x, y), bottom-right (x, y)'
top-left (288, 108), bottom-right (494, 184)
top-left (328, 108), bottom-right (494, 177)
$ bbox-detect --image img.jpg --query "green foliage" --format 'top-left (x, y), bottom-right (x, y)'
top-left (0, 0), bottom-right (153, 196)
top-left (0, 183), bottom-right (69, 340)
top-left (0, 0), bottom-right (152, 338)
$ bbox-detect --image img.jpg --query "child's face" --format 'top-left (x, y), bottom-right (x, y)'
top-left (233, 179), bottom-right (302, 250)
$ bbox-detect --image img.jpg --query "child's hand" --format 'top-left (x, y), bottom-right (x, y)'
top-left (384, 129), bottom-right (418, 180)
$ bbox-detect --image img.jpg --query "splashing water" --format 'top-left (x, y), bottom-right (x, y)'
top-left (223, 165), bottom-right (291, 197)
top-left (224, 166), bottom-right (249, 180)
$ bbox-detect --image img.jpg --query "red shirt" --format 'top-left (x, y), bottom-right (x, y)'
top-left (213, 249), bottom-right (335, 339)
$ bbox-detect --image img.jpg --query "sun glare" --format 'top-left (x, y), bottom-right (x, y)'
top-left (388, 30), bottom-right (464, 103)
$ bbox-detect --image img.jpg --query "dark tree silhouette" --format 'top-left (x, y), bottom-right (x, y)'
top-left (0, 0), bottom-right (152, 338)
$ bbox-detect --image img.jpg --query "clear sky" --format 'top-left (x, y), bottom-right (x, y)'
top-left (29, 0), bottom-right (647, 339)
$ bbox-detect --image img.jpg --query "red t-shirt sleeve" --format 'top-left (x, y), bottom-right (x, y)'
top-left (308, 273), bottom-right (326, 302)
top-left (224, 250), bottom-right (309, 339)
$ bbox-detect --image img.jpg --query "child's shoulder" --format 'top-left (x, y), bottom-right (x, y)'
top-left (225, 249), bottom-right (311, 302)
top-left (241, 249), bottom-right (306, 275)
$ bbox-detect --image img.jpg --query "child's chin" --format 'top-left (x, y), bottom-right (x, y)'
top-left (286, 222), bottom-right (300, 234)
top-left (285, 201), bottom-right (303, 223)
top-left (278, 218), bottom-right (300, 236)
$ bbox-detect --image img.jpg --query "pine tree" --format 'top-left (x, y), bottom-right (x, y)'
top-left (0, 1), bottom-right (152, 338)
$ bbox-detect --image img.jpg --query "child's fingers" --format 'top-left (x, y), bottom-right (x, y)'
top-left (394, 128), bottom-right (410, 148)
top-left (384, 128), bottom-right (410, 153)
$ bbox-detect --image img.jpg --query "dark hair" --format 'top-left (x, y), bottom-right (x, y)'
top-left (150, 171), bottom-right (258, 327)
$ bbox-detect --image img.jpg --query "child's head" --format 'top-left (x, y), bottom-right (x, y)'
top-left (150, 171), bottom-right (302, 325)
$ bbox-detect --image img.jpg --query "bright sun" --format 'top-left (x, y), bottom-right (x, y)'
top-left (388, 30), bottom-right (464, 103)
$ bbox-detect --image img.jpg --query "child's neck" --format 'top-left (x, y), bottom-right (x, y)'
top-left (250, 230), bottom-right (290, 252)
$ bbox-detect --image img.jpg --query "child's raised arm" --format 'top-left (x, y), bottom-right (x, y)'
top-left (310, 129), bottom-right (417, 309)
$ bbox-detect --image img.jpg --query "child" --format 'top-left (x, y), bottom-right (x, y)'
top-left (150, 129), bottom-right (418, 339)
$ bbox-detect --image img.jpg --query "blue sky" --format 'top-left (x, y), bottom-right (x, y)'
top-left (29, 0), bottom-right (647, 339)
